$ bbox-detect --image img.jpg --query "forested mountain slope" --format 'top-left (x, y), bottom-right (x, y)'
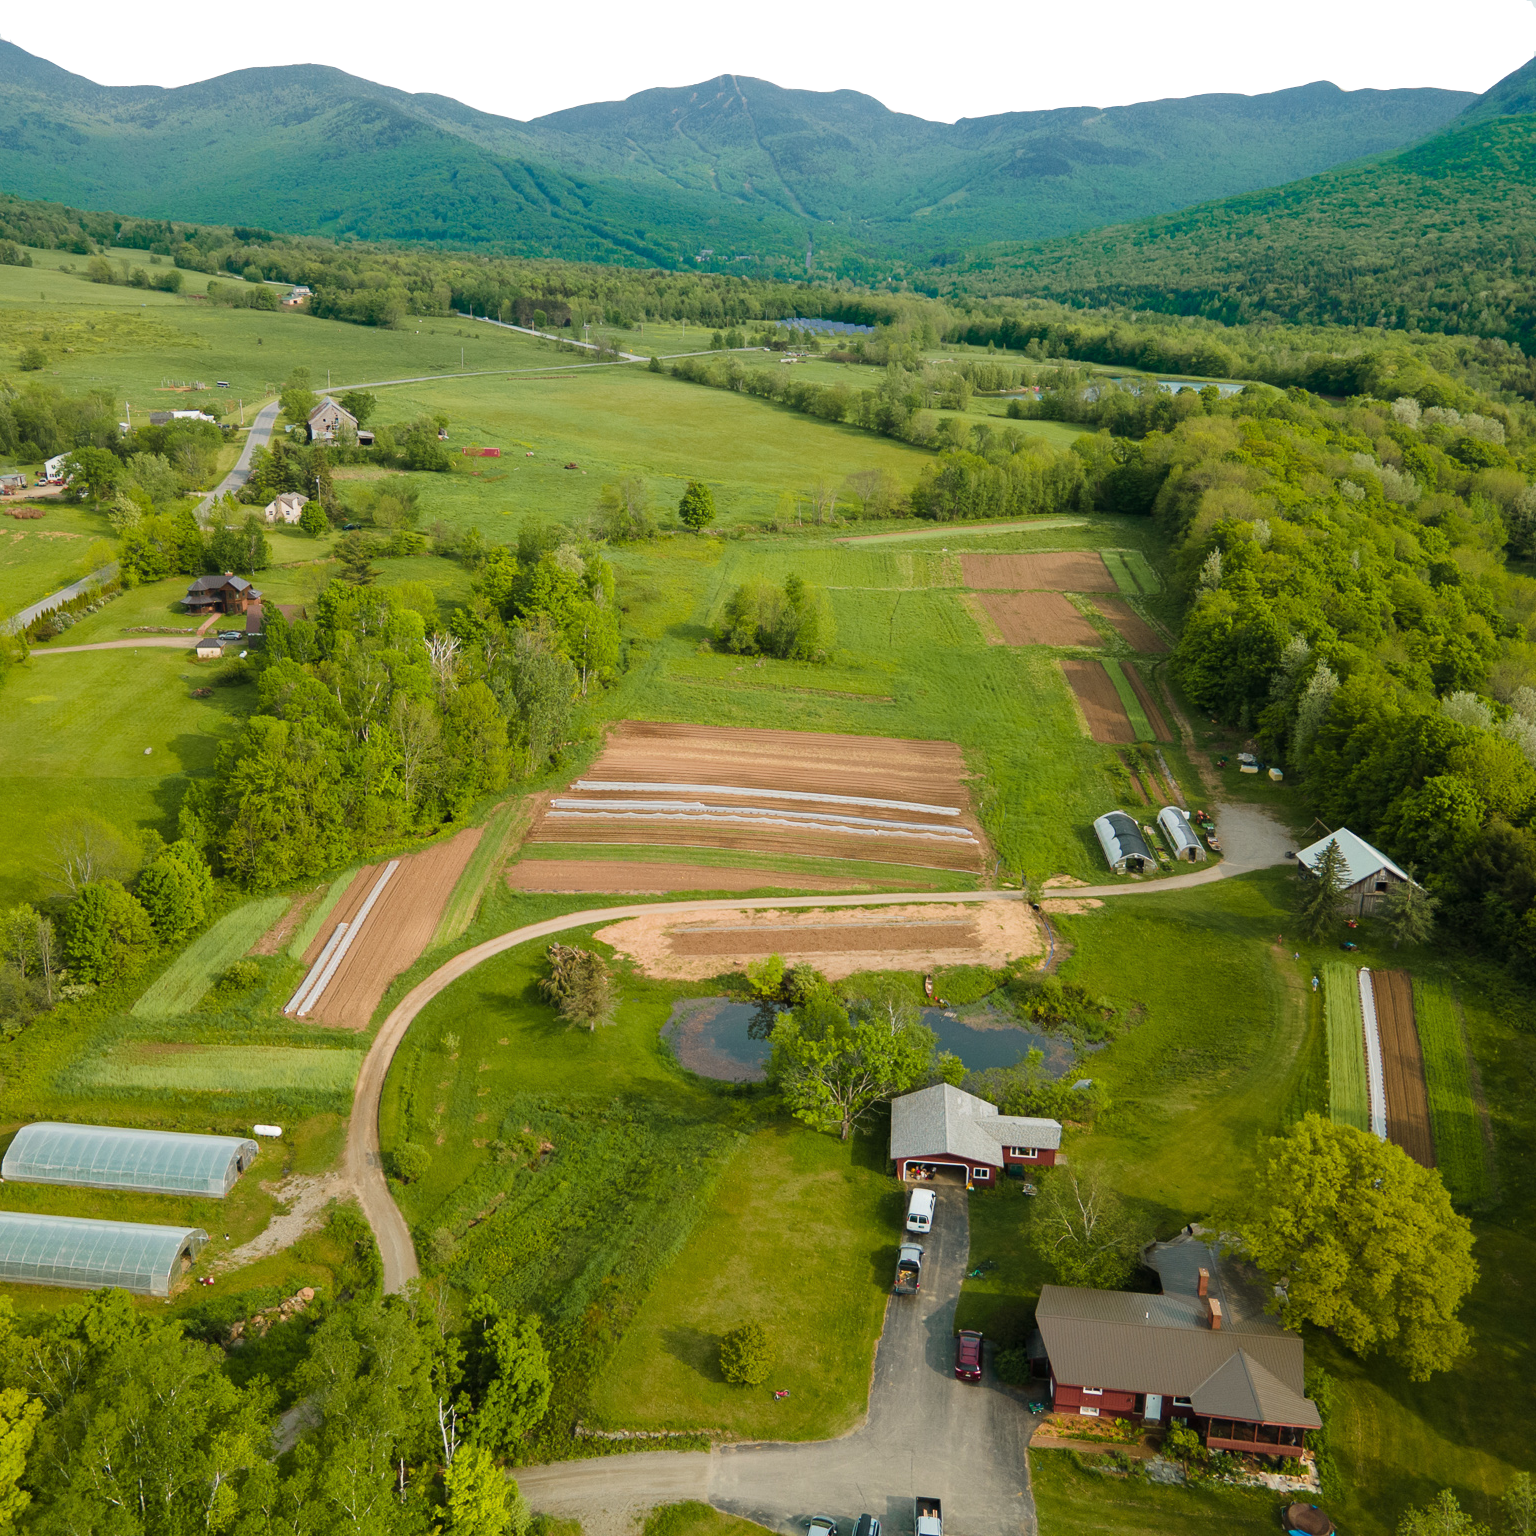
top-left (959, 53), bottom-right (1536, 350)
top-left (0, 40), bottom-right (1470, 270)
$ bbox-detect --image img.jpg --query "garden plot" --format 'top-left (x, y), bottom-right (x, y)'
top-left (1095, 598), bottom-right (1168, 653)
top-left (975, 592), bottom-right (1101, 647)
top-left (1060, 659), bottom-right (1136, 744)
top-left (292, 824), bottom-right (483, 1028)
top-left (505, 859), bottom-right (876, 894)
top-left (527, 721), bottom-right (987, 874)
top-left (1123, 661), bottom-right (1172, 739)
top-left (959, 551), bottom-right (1117, 591)
top-left (1373, 969), bottom-right (1436, 1168)
top-left (593, 900), bottom-right (1041, 981)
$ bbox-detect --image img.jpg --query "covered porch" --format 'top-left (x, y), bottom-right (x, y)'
top-left (1199, 1416), bottom-right (1308, 1455)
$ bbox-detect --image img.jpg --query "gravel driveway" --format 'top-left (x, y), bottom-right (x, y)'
top-left (516, 1183), bottom-right (1039, 1536)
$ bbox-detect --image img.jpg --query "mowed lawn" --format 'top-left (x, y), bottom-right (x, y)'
top-left (0, 504), bottom-right (115, 618)
top-left (0, 648), bottom-right (247, 904)
top-left (588, 1122), bottom-right (897, 1440)
top-left (1029, 1451), bottom-right (1278, 1534)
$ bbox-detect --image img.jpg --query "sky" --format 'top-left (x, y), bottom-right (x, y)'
top-left (5, 1), bottom-right (1536, 123)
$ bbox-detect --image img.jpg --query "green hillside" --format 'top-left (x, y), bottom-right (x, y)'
top-left (955, 54), bottom-right (1536, 352)
top-left (0, 41), bottom-right (1471, 272)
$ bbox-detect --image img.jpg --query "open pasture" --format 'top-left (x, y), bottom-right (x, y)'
top-left (528, 719), bottom-right (988, 874)
top-left (1060, 658), bottom-right (1136, 743)
top-left (1373, 969), bottom-right (1435, 1168)
top-left (0, 506), bottom-right (113, 619)
top-left (960, 550), bottom-right (1119, 591)
top-left (1094, 596), bottom-right (1167, 653)
top-left (975, 591), bottom-right (1101, 647)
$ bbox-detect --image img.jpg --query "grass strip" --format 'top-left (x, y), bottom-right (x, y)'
top-left (1324, 961), bottom-right (1369, 1131)
top-left (1412, 979), bottom-right (1492, 1203)
top-left (836, 518), bottom-right (1087, 546)
top-left (1123, 549), bottom-right (1162, 592)
top-left (1102, 658), bottom-right (1154, 740)
top-left (131, 898), bottom-right (288, 1019)
top-left (1100, 550), bottom-right (1140, 596)
top-left (73, 1044), bottom-right (363, 1095)
top-left (288, 867), bottom-right (359, 961)
top-left (434, 801), bottom-right (526, 946)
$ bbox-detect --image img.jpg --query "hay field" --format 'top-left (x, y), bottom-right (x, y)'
top-left (73, 1043), bottom-right (362, 1094)
top-left (132, 897), bottom-right (288, 1018)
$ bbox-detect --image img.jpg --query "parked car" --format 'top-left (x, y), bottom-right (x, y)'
top-left (894, 1243), bottom-right (924, 1295)
top-left (807, 1518), bottom-right (837, 1536)
top-left (853, 1516), bottom-right (881, 1536)
top-left (954, 1330), bottom-right (983, 1382)
top-left (905, 1188), bottom-right (935, 1233)
top-left (217, 630), bottom-right (244, 641)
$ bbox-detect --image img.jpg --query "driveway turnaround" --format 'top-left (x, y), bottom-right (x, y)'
top-left (515, 1183), bottom-right (1039, 1536)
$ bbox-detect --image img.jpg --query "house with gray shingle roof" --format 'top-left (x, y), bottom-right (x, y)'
top-left (889, 1083), bottom-right (1060, 1187)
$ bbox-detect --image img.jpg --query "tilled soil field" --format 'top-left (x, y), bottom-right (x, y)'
top-left (976, 592), bottom-right (1101, 647)
top-left (505, 859), bottom-right (878, 894)
top-left (594, 900), bottom-right (1041, 981)
top-left (1123, 661), bottom-right (1172, 740)
top-left (1374, 969), bottom-right (1436, 1168)
top-left (527, 721), bottom-right (987, 874)
top-left (1060, 659), bottom-right (1136, 744)
top-left (1095, 599), bottom-right (1168, 653)
top-left (960, 552), bottom-right (1116, 591)
top-left (297, 825), bottom-right (483, 1029)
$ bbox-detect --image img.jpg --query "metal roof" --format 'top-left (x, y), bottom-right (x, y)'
top-left (889, 1083), bottom-right (1061, 1165)
top-left (1295, 828), bottom-right (1411, 888)
top-left (1036, 1284), bottom-right (1320, 1428)
top-left (1157, 806), bottom-right (1204, 856)
top-left (0, 1212), bottom-right (207, 1297)
top-left (1093, 811), bottom-right (1153, 870)
top-left (3, 1123), bottom-right (258, 1197)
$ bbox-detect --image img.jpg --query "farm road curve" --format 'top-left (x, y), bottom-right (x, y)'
top-left (515, 1183), bottom-right (1039, 1536)
top-left (347, 801), bottom-right (1289, 1293)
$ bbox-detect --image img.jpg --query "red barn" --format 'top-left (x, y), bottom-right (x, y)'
top-left (888, 1083), bottom-right (1060, 1187)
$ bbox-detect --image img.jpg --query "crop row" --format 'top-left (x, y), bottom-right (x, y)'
top-left (1324, 962), bottom-right (1369, 1132)
top-left (1411, 979), bottom-right (1492, 1203)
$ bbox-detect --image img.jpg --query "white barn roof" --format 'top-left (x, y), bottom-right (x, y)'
top-left (1295, 829), bottom-right (1411, 888)
top-left (890, 1083), bottom-right (1061, 1165)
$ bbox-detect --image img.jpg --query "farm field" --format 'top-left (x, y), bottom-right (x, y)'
top-left (528, 720), bottom-right (989, 874)
top-left (1101, 658), bottom-right (1155, 741)
top-left (974, 590), bottom-right (1101, 647)
top-left (1325, 962), bottom-right (1370, 1132)
top-left (959, 551), bottom-right (1120, 591)
top-left (1060, 658), bottom-right (1136, 743)
top-left (70, 1042), bottom-right (362, 1095)
top-left (509, 858), bottom-right (885, 893)
top-left (1373, 969), bottom-right (1435, 1168)
top-left (132, 897), bottom-right (288, 1018)
top-left (0, 504), bottom-right (114, 618)
top-left (1412, 979), bottom-right (1493, 1203)
top-left (1094, 596), bottom-right (1167, 652)
top-left (1122, 660), bottom-right (1172, 739)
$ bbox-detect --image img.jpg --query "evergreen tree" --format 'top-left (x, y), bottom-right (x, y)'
top-left (336, 532), bottom-right (380, 587)
top-left (1380, 865), bottom-right (1439, 948)
top-left (1296, 837), bottom-right (1349, 940)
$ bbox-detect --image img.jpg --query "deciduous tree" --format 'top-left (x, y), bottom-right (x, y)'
top-left (61, 879), bottom-right (156, 984)
top-left (1031, 1167), bottom-right (1145, 1289)
top-left (678, 479), bottom-right (717, 531)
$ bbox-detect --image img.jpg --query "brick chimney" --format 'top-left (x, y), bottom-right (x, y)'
top-left (1206, 1296), bottom-right (1223, 1331)
top-left (1197, 1267), bottom-right (1210, 1299)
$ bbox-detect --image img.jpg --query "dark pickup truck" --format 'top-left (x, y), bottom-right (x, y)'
top-left (894, 1243), bottom-right (924, 1295)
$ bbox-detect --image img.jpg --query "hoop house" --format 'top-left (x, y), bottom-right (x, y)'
top-left (2, 1123), bottom-right (258, 1197)
top-left (0, 1212), bottom-right (207, 1296)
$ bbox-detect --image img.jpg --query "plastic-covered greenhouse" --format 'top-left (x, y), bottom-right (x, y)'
top-left (2, 1123), bottom-right (259, 1198)
top-left (0, 1212), bottom-right (207, 1296)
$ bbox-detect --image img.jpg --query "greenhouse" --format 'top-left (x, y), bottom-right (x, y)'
top-left (2, 1123), bottom-right (259, 1198)
top-left (0, 1212), bottom-right (207, 1296)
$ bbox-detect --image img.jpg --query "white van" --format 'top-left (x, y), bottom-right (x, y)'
top-left (906, 1187), bottom-right (936, 1233)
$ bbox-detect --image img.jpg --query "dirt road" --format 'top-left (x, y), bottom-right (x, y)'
top-left (515, 1184), bottom-right (1038, 1536)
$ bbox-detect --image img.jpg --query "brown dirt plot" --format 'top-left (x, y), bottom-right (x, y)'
top-left (252, 885), bottom-right (325, 956)
top-left (595, 901), bottom-right (1042, 982)
top-left (1060, 659), bottom-right (1135, 744)
top-left (505, 859), bottom-right (875, 894)
top-left (960, 552), bottom-right (1116, 591)
top-left (527, 720), bottom-right (987, 874)
top-left (1123, 661), bottom-right (1172, 740)
top-left (299, 825), bottom-right (483, 1029)
top-left (976, 592), bottom-right (1101, 648)
top-left (1375, 969), bottom-right (1436, 1168)
top-left (1095, 599), bottom-right (1168, 653)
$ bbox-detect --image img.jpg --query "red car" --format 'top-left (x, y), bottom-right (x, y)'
top-left (954, 1330), bottom-right (983, 1382)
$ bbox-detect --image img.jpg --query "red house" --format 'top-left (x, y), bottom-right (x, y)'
top-left (1034, 1237), bottom-right (1321, 1461)
top-left (888, 1083), bottom-right (1060, 1186)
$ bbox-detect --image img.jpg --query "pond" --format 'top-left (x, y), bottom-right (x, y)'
top-left (660, 997), bottom-right (1078, 1082)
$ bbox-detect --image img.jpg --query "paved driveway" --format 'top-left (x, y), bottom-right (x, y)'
top-left (516, 1183), bottom-right (1038, 1536)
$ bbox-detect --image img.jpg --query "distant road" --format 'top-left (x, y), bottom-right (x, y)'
top-left (194, 398), bottom-right (281, 521)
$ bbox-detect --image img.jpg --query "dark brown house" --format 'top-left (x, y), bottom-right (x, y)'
top-left (1034, 1236), bottom-right (1321, 1460)
top-left (182, 573), bottom-right (262, 616)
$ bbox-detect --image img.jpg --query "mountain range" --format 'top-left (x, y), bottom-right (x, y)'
top-left (0, 39), bottom-right (1474, 271)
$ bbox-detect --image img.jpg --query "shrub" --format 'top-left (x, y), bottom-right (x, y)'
top-left (393, 1142), bottom-right (432, 1183)
top-left (1164, 1421), bottom-right (1201, 1461)
top-left (719, 1321), bottom-right (770, 1386)
top-left (18, 346), bottom-right (45, 372)
top-left (993, 1346), bottom-right (1031, 1386)
top-left (62, 880), bottom-right (155, 984)
top-left (218, 959), bottom-right (261, 993)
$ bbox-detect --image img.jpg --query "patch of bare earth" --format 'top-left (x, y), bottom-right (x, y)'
top-left (206, 1173), bottom-right (350, 1275)
top-left (1095, 598), bottom-right (1168, 653)
top-left (1123, 661), bottom-right (1172, 739)
top-left (976, 591), bottom-right (1102, 647)
top-left (960, 551), bottom-right (1115, 591)
top-left (505, 859), bottom-right (875, 894)
top-left (252, 885), bottom-right (326, 957)
top-left (593, 901), bottom-right (1042, 981)
top-left (1060, 659), bottom-right (1135, 744)
top-left (1039, 898), bottom-right (1103, 914)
